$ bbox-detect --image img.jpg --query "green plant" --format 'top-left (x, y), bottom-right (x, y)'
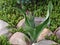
top-left (19, 1), bottom-right (53, 44)
top-left (0, 0), bottom-right (23, 27)
top-left (0, 0), bottom-right (60, 44)
top-left (9, 27), bottom-right (25, 34)
top-left (0, 35), bottom-right (11, 45)
top-left (45, 34), bottom-right (60, 44)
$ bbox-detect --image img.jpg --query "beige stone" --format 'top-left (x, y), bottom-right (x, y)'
top-left (17, 19), bottom-right (25, 28)
top-left (9, 32), bottom-right (31, 45)
top-left (17, 17), bottom-right (44, 28)
top-left (37, 28), bottom-right (53, 42)
top-left (33, 40), bottom-right (58, 45)
top-left (0, 20), bottom-right (12, 37)
top-left (0, 20), bottom-right (8, 30)
top-left (54, 27), bottom-right (60, 39)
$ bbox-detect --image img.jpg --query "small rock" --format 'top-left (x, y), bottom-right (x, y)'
top-left (17, 17), bottom-right (44, 28)
top-left (9, 32), bottom-right (31, 45)
top-left (35, 17), bottom-right (45, 26)
top-left (0, 20), bottom-right (11, 36)
top-left (0, 27), bottom-right (12, 38)
top-left (37, 28), bottom-right (53, 42)
top-left (0, 28), bottom-right (8, 36)
top-left (6, 32), bottom-right (13, 39)
top-left (0, 20), bottom-right (8, 30)
top-left (54, 27), bottom-right (60, 39)
top-left (33, 40), bottom-right (58, 45)
top-left (17, 19), bottom-right (25, 28)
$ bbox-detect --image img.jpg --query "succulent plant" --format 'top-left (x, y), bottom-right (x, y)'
top-left (18, 1), bottom-right (53, 44)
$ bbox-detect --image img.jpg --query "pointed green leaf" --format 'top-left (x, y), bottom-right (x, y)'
top-left (25, 13), bottom-right (35, 28)
top-left (34, 1), bottom-right (53, 41)
top-left (24, 1), bottom-right (53, 43)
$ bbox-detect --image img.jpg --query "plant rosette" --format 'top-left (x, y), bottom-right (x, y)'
top-left (18, 1), bottom-right (53, 45)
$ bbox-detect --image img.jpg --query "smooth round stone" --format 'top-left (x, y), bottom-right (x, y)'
top-left (9, 32), bottom-right (31, 45)
top-left (33, 40), bottom-right (58, 45)
top-left (0, 20), bottom-right (8, 30)
top-left (0, 28), bottom-right (8, 36)
top-left (37, 28), bottom-right (53, 42)
top-left (0, 20), bottom-right (11, 38)
top-left (54, 27), bottom-right (60, 39)
top-left (17, 17), bottom-right (45, 28)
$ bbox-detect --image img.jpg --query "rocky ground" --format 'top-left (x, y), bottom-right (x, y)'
top-left (0, 17), bottom-right (60, 45)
